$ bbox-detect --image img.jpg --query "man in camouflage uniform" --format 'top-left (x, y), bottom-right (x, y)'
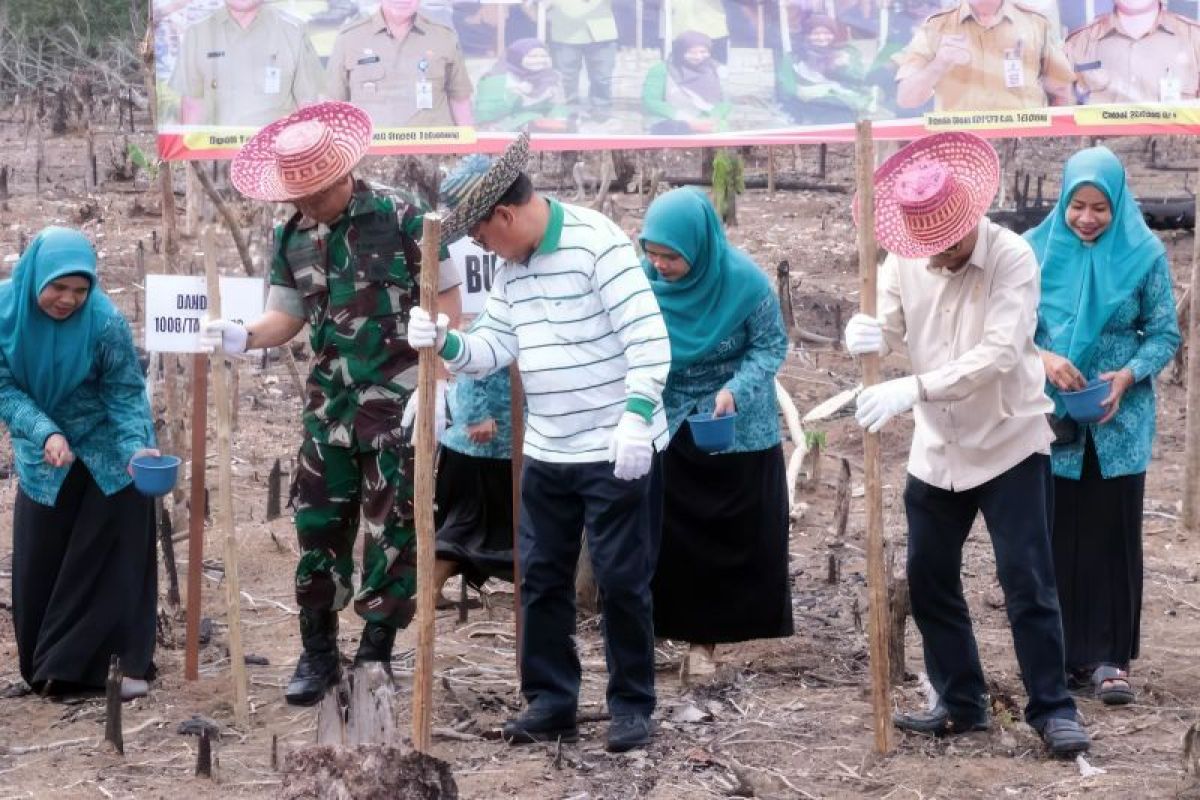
top-left (201, 101), bottom-right (461, 705)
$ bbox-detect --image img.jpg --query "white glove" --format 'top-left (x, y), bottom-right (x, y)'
top-left (408, 307), bottom-right (449, 351)
top-left (401, 380), bottom-right (449, 443)
top-left (199, 318), bottom-right (248, 355)
top-left (608, 412), bottom-right (654, 481)
top-left (855, 376), bottom-right (919, 433)
top-left (844, 313), bottom-right (883, 355)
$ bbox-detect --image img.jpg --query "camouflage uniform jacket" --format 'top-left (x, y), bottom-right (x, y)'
top-left (270, 179), bottom-right (443, 451)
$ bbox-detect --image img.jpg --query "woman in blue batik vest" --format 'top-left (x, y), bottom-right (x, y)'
top-left (0, 227), bottom-right (158, 701)
top-left (640, 187), bottom-right (794, 683)
top-left (1026, 147), bottom-right (1180, 706)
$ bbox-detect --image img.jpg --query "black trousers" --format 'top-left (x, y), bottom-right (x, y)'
top-left (518, 456), bottom-right (662, 719)
top-left (904, 453), bottom-right (1076, 729)
top-left (13, 463), bottom-right (157, 691)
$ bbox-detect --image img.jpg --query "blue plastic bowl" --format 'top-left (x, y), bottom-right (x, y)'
top-left (688, 412), bottom-right (738, 453)
top-left (130, 454), bottom-right (181, 497)
top-left (1061, 378), bottom-right (1111, 424)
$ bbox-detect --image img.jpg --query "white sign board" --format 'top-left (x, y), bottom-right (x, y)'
top-left (145, 274), bottom-right (265, 353)
top-left (448, 238), bottom-right (502, 316)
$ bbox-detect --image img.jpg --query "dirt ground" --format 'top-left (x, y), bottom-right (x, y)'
top-left (1, 123), bottom-right (1200, 799)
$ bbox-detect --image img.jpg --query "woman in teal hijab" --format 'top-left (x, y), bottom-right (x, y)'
top-left (0, 227), bottom-right (159, 700)
top-left (1025, 148), bottom-right (1180, 706)
top-left (639, 188), bottom-right (793, 682)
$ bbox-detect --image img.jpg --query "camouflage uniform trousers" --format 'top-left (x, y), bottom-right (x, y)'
top-left (291, 435), bottom-right (418, 630)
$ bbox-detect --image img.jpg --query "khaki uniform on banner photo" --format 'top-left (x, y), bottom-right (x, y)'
top-left (169, 4), bottom-right (324, 126)
top-left (1066, 10), bottom-right (1200, 104)
top-left (895, 0), bottom-right (1075, 111)
top-left (326, 10), bottom-right (473, 127)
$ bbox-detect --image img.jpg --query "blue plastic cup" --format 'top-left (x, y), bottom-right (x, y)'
top-left (1061, 378), bottom-right (1111, 424)
top-left (130, 454), bottom-right (182, 497)
top-left (687, 412), bottom-right (738, 453)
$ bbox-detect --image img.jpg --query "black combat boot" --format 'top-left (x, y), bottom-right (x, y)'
top-left (352, 622), bottom-right (397, 675)
top-left (284, 609), bottom-right (340, 706)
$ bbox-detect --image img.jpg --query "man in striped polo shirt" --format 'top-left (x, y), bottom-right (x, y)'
top-left (409, 137), bottom-right (670, 752)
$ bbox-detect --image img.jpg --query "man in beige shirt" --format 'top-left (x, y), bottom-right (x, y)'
top-left (326, 0), bottom-right (474, 127)
top-left (169, 0), bottom-right (324, 126)
top-left (895, 0), bottom-right (1075, 110)
top-left (1067, 0), bottom-right (1200, 104)
top-left (843, 132), bottom-right (1089, 757)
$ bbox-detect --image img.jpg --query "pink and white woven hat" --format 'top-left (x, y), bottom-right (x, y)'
top-left (231, 102), bottom-right (373, 202)
top-left (855, 132), bottom-right (1000, 259)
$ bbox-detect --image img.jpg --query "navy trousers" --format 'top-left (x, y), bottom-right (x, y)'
top-left (517, 456), bottom-right (662, 719)
top-left (904, 453), bottom-right (1077, 729)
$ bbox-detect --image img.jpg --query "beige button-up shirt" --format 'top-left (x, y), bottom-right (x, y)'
top-left (878, 217), bottom-right (1053, 491)
top-left (326, 11), bottom-right (473, 127)
top-left (1066, 10), bottom-right (1200, 104)
top-left (895, 0), bottom-right (1074, 110)
top-left (169, 5), bottom-right (325, 126)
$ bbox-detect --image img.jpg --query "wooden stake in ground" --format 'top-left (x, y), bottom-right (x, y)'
top-left (1184, 187), bottom-right (1200, 529)
top-left (103, 655), bottom-right (124, 755)
top-left (509, 364), bottom-right (526, 674)
top-left (854, 119), bottom-right (894, 754)
top-left (185, 350), bottom-right (207, 682)
top-left (411, 215), bottom-right (443, 753)
top-left (202, 226), bottom-right (250, 727)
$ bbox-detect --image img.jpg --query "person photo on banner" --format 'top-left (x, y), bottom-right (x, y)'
top-left (168, 0), bottom-right (325, 126)
top-left (1066, 0), bottom-right (1200, 104)
top-left (200, 101), bottom-right (464, 707)
top-left (669, 0), bottom-right (731, 62)
top-left (546, 0), bottom-right (620, 120)
top-left (776, 14), bottom-right (875, 125)
top-left (475, 38), bottom-right (575, 133)
top-left (0, 227), bottom-right (159, 702)
top-left (1025, 146), bottom-right (1179, 707)
top-left (639, 187), bottom-right (793, 685)
top-left (408, 135), bottom-right (671, 754)
top-left (894, 0), bottom-right (1075, 111)
top-left (326, 0), bottom-right (475, 127)
top-left (642, 31), bottom-right (732, 134)
top-left (842, 132), bottom-right (1091, 757)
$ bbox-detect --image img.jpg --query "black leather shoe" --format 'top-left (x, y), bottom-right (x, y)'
top-left (893, 703), bottom-right (990, 737)
top-left (353, 622), bottom-right (396, 675)
top-left (285, 609), bottom-right (341, 706)
top-left (502, 708), bottom-right (579, 745)
top-left (1039, 716), bottom-right (1090, 757)
top-left (606, 714), bottom-right (654, 753)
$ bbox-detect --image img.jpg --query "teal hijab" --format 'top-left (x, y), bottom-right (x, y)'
top-left (640, 187), bottom-right (771, 369)
top-left (1025, 147), bottom-right (1162, 377)
top-left (0, 227), bottom-right (115, 417)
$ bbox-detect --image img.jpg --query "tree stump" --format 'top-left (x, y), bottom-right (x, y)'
top-left (316, 665), bottom-right (398, 747)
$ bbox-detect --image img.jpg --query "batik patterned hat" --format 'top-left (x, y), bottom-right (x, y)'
top-left (441, 134), bottom-right (531, 243)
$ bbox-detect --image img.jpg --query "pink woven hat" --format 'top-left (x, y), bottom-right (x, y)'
top-left (855, 132), bottom-right (1000, 259)
top-left (231, 102), bottom-right (372, 202)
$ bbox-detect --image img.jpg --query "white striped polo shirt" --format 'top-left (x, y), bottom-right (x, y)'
top-left (443, 199), bottom-right (671, 464)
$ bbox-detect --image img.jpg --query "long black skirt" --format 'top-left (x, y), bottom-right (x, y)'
top-left (12, 462), bottom-right (157, 692)
top-left (1051, 435), bottom-right (1144, 672)
top-left (651, 426), bottom-right (794, 643)
top-left (435, 447), bottom-right (514, 587)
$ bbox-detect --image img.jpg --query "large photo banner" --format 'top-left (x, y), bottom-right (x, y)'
top-left (153, 0), bottom-right (1200, 158)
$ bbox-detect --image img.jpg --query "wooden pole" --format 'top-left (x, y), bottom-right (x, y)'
top-left (203, 227), bottom-right (250, 727)
top-left (509, 365), bottom-right (526, 675)
top-left (411, 215), bottom-right (442, 753)
top-left (185, 351), bottom-right (207, 682)
top-left (854, 119), bottom-right (893, 754)
top-left (1182, 179), bottom-right (1200, 529)
top-left (103, 655), bottom-right (124, 755)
